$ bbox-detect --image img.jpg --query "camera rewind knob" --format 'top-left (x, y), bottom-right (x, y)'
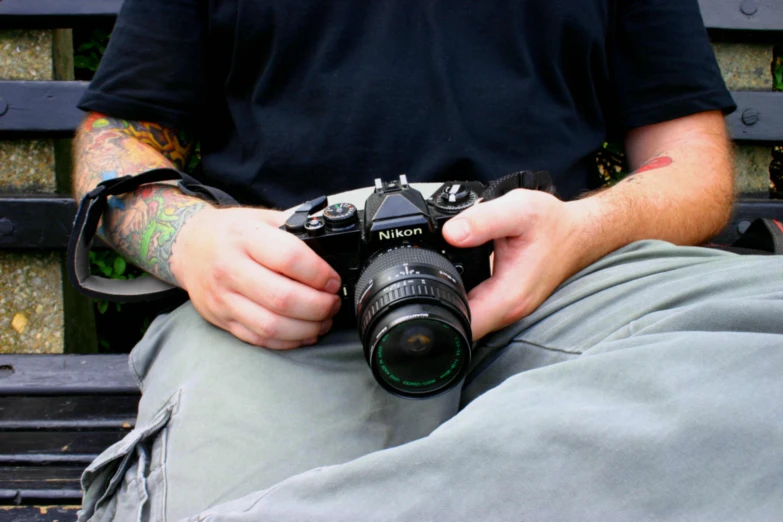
top-left (323, 202), bottom-right (359, 228)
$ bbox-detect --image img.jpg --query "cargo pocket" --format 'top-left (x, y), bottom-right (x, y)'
top-left (78, 391), bottom-right (180, 522)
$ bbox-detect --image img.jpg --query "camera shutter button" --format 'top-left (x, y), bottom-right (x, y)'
top-left (305, 217), bottom-right (326, 235)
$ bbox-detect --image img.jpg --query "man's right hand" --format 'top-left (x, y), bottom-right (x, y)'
top-left (171, 207), bottom-right (342, 349)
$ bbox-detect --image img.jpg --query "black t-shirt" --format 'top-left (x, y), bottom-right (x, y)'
top-left (78, 0), bottom-right (735, 209)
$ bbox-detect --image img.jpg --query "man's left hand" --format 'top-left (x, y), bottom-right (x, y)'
top-left (442, 189), bottom-right (588, 341)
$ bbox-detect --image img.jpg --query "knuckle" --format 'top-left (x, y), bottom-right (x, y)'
top-left (267, 285), bottom-right (294, 313)
top-left (275, 246), bottom-right (301, 270)
top-left (254, 317), bottom-right (278, 340)
top-left (211, 261), bottom-right (232, 284)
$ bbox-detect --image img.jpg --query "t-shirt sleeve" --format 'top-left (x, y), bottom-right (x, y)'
top-left (608, 0), bottom-right (737, 133)
top-left (77, 0), bottom-right (207, 132)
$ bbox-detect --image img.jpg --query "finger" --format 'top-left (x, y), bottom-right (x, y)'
top-left (224, 292), bottom-right (333, 342)
top-left (244, 226), bottom-right (342, 294)
top-left (221, 258), bottom-right (341, 321)
top-left (466, 273), bottom-right (535, 341)
top-left (224, 320), bottom-right (306, 350)
top-left (442, 189), bottom-right (550, 247)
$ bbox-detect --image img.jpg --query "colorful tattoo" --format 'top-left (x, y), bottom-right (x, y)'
top-left (633, 155), bottom-right (673, 175)
top-left (82, 112), bottom-right (193, 170)
top-left (73, 113), bottom-right (204, 285)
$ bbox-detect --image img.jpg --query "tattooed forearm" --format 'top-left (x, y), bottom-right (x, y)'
top-left (72, 113), bottom-right (207, 286)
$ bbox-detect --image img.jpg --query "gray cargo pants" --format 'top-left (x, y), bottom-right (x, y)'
top-left (78, 240), bottom-right (783, 521)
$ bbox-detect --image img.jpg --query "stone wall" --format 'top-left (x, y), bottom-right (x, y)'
top-left (0, 29), bottom-right (64, 354)
top-left (712, 42), bottom-right (775, 196)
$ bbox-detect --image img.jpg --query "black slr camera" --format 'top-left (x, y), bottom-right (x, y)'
top-left (282, 172), bottom-right (554, 399)
top-left (283, 175), bottom-right (490, 399)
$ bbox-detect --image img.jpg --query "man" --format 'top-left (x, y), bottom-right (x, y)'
top-left (72, 0), bottom-right (783, 520)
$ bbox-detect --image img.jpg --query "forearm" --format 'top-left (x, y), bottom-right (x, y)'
top-left (72, 113), bottom-right (209, 286)
top-left (567, 115), bottom-right (734, 271)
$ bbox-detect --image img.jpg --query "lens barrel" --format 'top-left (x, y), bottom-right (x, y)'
top-left (355, 245), bottom-right (472, 398)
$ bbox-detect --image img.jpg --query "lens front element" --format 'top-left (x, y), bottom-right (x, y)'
top-left (373, 313), bottom-right (468, 396)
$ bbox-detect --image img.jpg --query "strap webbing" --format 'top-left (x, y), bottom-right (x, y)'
top-left (67, 168), bottom-right (238, 302)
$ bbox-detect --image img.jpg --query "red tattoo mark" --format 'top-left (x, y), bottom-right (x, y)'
top-left (634, 156), bottom-right (672, 174)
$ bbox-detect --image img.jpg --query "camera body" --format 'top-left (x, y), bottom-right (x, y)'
top-left (282, 175), bottom-right (492, 326)
top-left (282, 174), bottom-right (499, 398)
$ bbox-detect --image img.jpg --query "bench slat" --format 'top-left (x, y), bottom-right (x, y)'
top-left (0, 355), bottom-right (138, 395)
top-left (0, 195), bottom-right (76, 250)
top-left (2, 0), bottom-right (782, 32)
top-left (699, 0), bottom-right (783, 31)
top-left (0, 0), bottom-right (122, 29)
top-left (0, 489), bottom-right (82, 505)
top-left (725, 91), bottom-right (783, 143)
top-left (0, 505), bottom-right (80, 521)
top-left (0, 466), bottom-right (83, 490)
top-left (0, 395), bottom-right (137, 425)
top-left (0, 81), bottom-right (88, 137)
top-left (3, 82), bottom-right (782, 142)
top-left (0, 431), bottom-right (129, 456)
top-left (2, 196), bottom-right (780, 249)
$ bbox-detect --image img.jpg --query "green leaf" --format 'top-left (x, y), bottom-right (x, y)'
top-left (99, 264), bottom-right (113, 277)
top-left (113, 257), bottom-right (127, 276)
top-left (74, 56), bottom-right (92, 70)
top-left (97, 300), bottom-right (109, 314)
top-left (603, 141), bottom-right (625, 155)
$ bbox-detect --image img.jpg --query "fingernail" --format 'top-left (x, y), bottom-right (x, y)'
top-left (302, 337), bottom-right (318, 346)
top-left (319, 319), bottom-right (332, 335)
top-left (325, 278), bottom-right (341, 294)
top-left (447, 219), bottom-right (470, 242)
top-left (330, 298), bottom-right (342, 316)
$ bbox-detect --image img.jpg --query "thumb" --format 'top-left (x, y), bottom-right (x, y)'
top-left (442, 190), bottom-right (530, 248)
top-left (466, 275), bottom-right (519, 341)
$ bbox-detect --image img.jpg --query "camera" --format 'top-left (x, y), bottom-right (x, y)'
top-left (282, 175), bottom-right (492, 399)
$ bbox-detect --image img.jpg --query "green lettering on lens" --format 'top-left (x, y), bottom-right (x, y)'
top-left (403, 379), bottom-right (436, 387)
top-left (375, 322), bottom-right (466, 391)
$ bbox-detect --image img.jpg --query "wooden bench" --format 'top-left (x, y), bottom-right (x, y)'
top-left (0, 355), bottom-right (137, 521)
top-left (0, 0), bottom-right (782, 520)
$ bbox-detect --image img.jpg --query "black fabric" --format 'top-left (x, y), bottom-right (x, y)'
top-left (78, 0), bottom-right (735, 210)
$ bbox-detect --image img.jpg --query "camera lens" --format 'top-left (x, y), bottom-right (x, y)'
top-left (355, 246), bottom-right (472, 399)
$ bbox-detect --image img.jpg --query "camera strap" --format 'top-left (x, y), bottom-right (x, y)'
top-left (480, 170), bottom-right (556, 202)
top-left (67, 168), bottom-right (238, 302)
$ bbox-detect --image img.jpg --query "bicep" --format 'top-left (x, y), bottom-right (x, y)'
top-left (623, 110), bottom-right (730, 171)
top-left (76, 112), bottom-right (195, 171)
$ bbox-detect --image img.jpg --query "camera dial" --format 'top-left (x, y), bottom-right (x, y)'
top-left (433, 183), bottom-right (477, 213)
top-left (323, 202), bottom-right (359, 229)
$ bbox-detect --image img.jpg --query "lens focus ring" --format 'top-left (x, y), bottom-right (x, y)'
top-left (359, 278), bottom-right (469, 334)
top-left (354, 245), bottom-right (463, 310)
